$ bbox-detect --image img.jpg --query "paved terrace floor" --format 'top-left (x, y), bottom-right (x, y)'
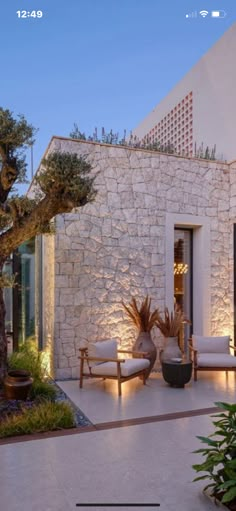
top-left (58, 370), bottom-right (236, 424)
top-left (0, 371), bottom-right (235, 511)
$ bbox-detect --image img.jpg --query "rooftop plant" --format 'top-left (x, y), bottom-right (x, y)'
top-left (70, 124), bottom-right (219, 160)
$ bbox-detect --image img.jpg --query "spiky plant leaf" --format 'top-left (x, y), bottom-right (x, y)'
top-left (122, 295), bottom-right (159, 333)
top-left (155, 304), bottom-right (189, 337)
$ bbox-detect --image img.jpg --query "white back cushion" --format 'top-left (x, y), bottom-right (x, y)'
top-left (88, 339), bottom-right (118, 367)
top-left (192, 335), bottom-right (230, 354)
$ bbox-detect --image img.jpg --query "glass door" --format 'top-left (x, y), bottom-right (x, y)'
top-left (174, 228), bottom-right (193, 352)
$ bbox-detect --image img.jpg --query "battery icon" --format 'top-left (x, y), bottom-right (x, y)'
top-left (211, 10), bottom-right (227, 17)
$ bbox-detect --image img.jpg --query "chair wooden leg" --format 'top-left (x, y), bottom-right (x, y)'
top-left (117, 362), bottom-right (122, 396)
top-left (79, 357), bottom-right (84, 388)
top-left (194, 367), bottom-right (197, 381)
top-left (142, 372), bottom-right (146, 385)
top-left (118, 379), bottom-right (122, 396)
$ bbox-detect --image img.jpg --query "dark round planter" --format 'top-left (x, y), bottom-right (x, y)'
top-left (4, 370), bottom-right (33, 400)
top-left (161, 360), bottom-right (192, 388)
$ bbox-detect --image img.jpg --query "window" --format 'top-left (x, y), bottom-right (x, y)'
top-left (3, 239), bottom-right (37, 352)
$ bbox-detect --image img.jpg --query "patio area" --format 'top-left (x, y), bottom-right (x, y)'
top-left (0, 371), bottom-right (235, 511)
top-left (58, 370), bottom-right (236, 425)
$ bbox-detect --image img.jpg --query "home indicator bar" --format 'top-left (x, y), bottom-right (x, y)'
top-left (76, 505), bottom-right (160, 508)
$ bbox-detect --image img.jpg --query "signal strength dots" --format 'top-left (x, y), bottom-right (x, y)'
top-left (186, 11), bottom-right (197, 18)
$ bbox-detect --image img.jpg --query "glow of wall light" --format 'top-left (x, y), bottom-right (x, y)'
top-left (41, 349), bottom-right (51, 378)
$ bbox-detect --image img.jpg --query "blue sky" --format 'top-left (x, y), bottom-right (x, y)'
top-left (1, 0), bottom-right (235, 182)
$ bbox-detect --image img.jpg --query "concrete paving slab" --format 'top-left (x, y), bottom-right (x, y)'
top-left (58, 371), bottom-right (236, 424)
top-left (0, 414), bottom-right (218, 511)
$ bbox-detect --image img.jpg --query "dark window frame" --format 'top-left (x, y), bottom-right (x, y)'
top-left (174, 227), bottom-right (193, 337)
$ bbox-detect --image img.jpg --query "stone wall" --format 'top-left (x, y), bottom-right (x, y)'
top-left (43, 138), bottom-right (233, 379)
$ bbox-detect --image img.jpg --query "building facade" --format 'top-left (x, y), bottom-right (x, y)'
top-left (132, 23), bottom-right (236, 161)
top-left (29, 136), bottom-right (236, 379)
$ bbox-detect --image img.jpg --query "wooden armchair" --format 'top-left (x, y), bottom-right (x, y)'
top-left (188, 335), bottom-right (236, 381)
top-left (78, 339), bottom-right (150, 396)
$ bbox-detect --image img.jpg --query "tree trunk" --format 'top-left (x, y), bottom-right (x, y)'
top-left (0, 259), bottom-right (7, 381)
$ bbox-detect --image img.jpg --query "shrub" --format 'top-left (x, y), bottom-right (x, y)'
top-left (8, 344), bottom-right (46, 381)
top-left (30, 381), bottom-right (57, 401)
top-left (192, 402), bottom-right (236, 507)
top-left (0, 401), bottom-right (75, 438)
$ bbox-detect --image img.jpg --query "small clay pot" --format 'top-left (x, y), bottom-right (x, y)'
top-left (4, 370), bottom-right (33, 400)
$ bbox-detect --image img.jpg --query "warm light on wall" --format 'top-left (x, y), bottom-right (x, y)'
top-left (41, 349), bottom-right (51, 377)
top-left (174, 263), bottom-right (188, 275)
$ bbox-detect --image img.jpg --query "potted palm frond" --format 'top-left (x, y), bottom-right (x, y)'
top-left (122, 295), bottom-right (159, 376)
top-left (155, 304), bottom-right (186, 361)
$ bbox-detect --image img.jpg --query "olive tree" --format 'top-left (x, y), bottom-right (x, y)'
top-left (0, 108), bottom-right (96, 378)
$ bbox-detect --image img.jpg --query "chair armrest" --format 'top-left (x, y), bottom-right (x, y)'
top-left (188, 344), bottom-right (197, 353)
top-left (132, 350), bottom-right (150, 358)
top-left (229, 344), bottom-right (236, 351)
top-left (78, 355), bottom-right (125, 363)
top-left (118, 349), bottom-right (149, 358)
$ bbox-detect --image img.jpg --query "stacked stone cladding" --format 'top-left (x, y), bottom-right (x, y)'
top-left (42, 138), bottom-right (232, 379)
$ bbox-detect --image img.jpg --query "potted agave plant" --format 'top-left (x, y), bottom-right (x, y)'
top-left (122, 295), bottom-right (159, 377)
top-left (155, 304), bottom-right (187, 361)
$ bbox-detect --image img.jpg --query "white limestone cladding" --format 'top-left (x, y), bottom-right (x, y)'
top-left (39, 137), bottom-right (235, 379)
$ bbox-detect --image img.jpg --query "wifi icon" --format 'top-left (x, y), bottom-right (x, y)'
top-left (199, 10), bottom-right (209, 17)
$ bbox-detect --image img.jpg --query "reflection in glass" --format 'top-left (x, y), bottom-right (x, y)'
top-left (3, 256), bottom-right (13, 334)
top-left (17, 238), bottom-right (36, 346)
top-left (174, 229), bottom-right (192, 352)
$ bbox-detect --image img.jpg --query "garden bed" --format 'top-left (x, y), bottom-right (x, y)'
top-left (0, 379), bottom-right (93, 440)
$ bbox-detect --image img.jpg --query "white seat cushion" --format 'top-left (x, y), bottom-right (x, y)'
top-left (91, 358), bottom-right (150, 377)
top-left (87, 339), bottom-right (118, 368)
top-left (192, 335), bottom-right (230, 354)
top-left (197, 353), bottom-right (236, 368)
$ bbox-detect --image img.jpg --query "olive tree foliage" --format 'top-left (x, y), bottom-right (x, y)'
top-left (0, 108), bottom-right (96, 378)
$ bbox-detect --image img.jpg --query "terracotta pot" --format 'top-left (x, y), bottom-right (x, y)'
top-left (133, 331), bottom-right (157, 378)
top-left (161, 336), bottom-right (182, 362)
top-left (4, 370), bottom-right (33, 400)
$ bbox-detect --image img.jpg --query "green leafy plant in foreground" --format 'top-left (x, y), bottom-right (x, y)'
top-left (192, 402), bottom-right (236, 507)
top-left (0, 401), bottom-right (75, 438)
